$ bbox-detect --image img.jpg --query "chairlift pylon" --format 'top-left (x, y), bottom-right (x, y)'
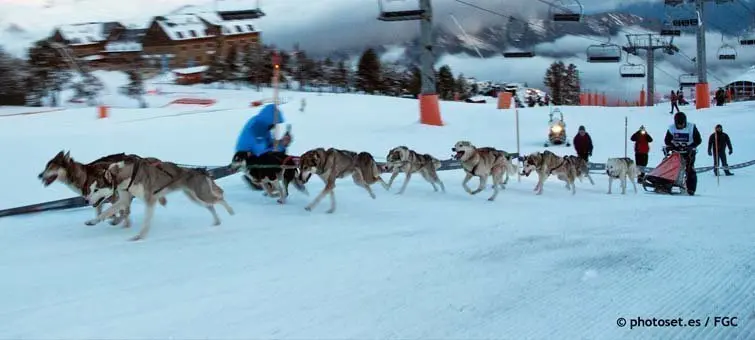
top-left (679, 73), bottom-right (697, 88)
top-left (586, 43), bottom-right (622, 63)
top-left (550, 0), bottom-right (583, 22)
top-left (377, 0), bottom-right (424, 22)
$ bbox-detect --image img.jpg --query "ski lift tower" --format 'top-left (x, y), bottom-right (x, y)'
top-left (623, 34), bottom-right (678, 107)
top-left (377, 0), bottom-right (442, 126)
top-left (665, 0), bottom-right (734, 109)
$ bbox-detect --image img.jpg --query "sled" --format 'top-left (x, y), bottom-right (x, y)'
top-left (641, 149), bottom-right (688, 195)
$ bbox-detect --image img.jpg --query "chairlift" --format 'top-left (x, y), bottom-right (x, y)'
top-left (550, 0), bottom-right (583, 22)
top-left (740, 27), bottom-right (755, 45)
top-left (664, 0), bottom-right (684, 6)
top-left (718, 34), bottom-right (737, 60)
top-left (377, 0), bottom-right (424, 22)
top-left (678, 73), bottom-right (697, 88)
top-left (502, 51), bottom-right (535, 58)
top-left (659, 17), bottom-right (681, 36)
top-left (619, 52), bottom-right (645, 78)
top-left (586, 43), bottom-right (622, 63)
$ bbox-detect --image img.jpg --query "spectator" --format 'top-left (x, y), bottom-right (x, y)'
top-left (573, 125), bottom-right (593, 162)
top-left (630, 125), bottom-right (653, 183)
top-left (715, 88), bottom-right (726, 106)
top-left (707, 124), bottom-right (734, 176)
top-left (664, 112), bottom-right (702, 196)
top-left (670, 90), bottom-right (680, 114)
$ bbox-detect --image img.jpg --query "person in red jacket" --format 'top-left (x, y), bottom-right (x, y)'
top-left (630, 125), bottom-right (653, 182)
top-left (573, 125), bottom-right (593, 162)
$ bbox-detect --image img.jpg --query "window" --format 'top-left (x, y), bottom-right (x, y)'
top-left (247, 24), bottom-right (254, 31)
top-left (190, 30), bottom-right (197, 37)
top-left (195, 44), bottom-right (201, 49)
top-left (235, 25), bottom-right (242, 33)
top-left (176, 31), bottom-right (184, 39)
top-left (207, 42), bottom-right (215, 48)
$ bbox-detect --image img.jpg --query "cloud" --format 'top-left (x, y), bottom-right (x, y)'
top-left (437, 25), bottom-right (755, 101)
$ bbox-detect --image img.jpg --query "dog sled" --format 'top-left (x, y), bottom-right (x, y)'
top-left (544, 108), bottom-right (571, 147)
top-left (641, 148), bottom-right (687, 194)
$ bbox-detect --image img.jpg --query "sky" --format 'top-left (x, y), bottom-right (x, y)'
top-left (0, 0), bottom-right (749, 97)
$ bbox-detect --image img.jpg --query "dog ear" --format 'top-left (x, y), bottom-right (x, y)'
top-left (64, 151), bottom-right (70, 159)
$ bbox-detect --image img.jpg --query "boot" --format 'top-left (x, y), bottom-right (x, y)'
top-left (725, 171), bottom-right (734, 176)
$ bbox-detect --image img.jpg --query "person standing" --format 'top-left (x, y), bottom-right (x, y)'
top-left (573, 125), bottom-right (593, 162)
top-left (708, 124), bottom-right (734, 176)
top-left (669, 90), bottom-right (680, 114)
top-left (664, 112), bottom-right (702, 196)
top-left (630, 125), bottom-right (653, 182)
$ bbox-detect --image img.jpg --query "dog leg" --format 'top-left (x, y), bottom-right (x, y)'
top-left (621, 177), bottom-right (627, 195)
top-left (535, 172), bottom-right (546, 195)
top-left (272, 180), bottom-right (287, 204)
top-left (471, 175), bottom-right (488, 195)
top-left (218, 199), bottom-right (235, 215)
top-left (608, 177), bottom-right (613, 194)
top-left (305, 177), bottom-right (334, 212)
top-left (587, 173), bottom-right (595, 185)
top-left (397, 171), bottom-right (413, 195)
top-left (488, 168), bottom-right (502, 201)
top-left (85, 192), bottom-right (132, 226)
top-left (630, 174), bottom-right (638, 194)
top-left (462, 173), bottom-right (475, 194)
top-left (386, 170), bottom-right (400, 190)
top-left (326, 190), bottom-right (336, 214)
top-left (207, 205), bottom-right (221, 226)
top-left (352, 170), bottom-right (376, 199)
top-left (130, 199), bottom-right (156, 241)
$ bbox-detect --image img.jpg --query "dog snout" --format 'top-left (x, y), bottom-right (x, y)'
top-left (451, 147), bottom-right (456, 152)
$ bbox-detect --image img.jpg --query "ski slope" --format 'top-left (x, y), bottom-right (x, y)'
top-left (1, 77), bottom-right (754, 339)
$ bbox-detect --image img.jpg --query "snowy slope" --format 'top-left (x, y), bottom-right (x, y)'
top-left (0, 81), bottom-right (754, 339)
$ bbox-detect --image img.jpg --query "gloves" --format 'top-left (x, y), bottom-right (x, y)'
top-left (729, 149), bottom-right (733, 155)
top-left (589, 151), bottom-right (592, 156)
top-left (708, 150), bottom-right (712, 156)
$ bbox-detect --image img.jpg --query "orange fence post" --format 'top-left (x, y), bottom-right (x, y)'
top-left (420, 94), bottom-right (443, 126)
top-left (97, 105), bottom-right (108, 119)
top-left (639, 88), bottom-right (646, 107)
top-left (601, 93), bottom-right (607, 106)
top-left (695, 83), bottom-right (710, 109)
top-left (497, 91), bottom-right (512, 109)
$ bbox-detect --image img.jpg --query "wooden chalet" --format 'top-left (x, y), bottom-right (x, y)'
top-left (49, 22), bottom-right (125, 59)
top-left (142, 4), bottom-right (264, 69)
top-left (102, 26), bottom-right (148, 67)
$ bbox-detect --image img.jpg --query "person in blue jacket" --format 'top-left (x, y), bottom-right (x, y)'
top-left (235, 103), bottom-right (292, 156)
top-left (234, 103), bottom-right (292, 191)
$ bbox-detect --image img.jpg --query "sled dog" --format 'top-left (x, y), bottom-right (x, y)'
top-left (383, 146), bottom-right (445, 194)
top-left (451, 141), bottom-right (517, 201)
top-left (297, 147), bottom-right (388, 213)
top-left (83, 158), bottom-right (234, 241)
top-left (229, 151), bottom-right (308, 204)
top-left (605, 157), bottom-right (638, 194)
top-left (521, 151), bottom-right (594, 195)
top-left (37, 151), bottom-right (167, 227)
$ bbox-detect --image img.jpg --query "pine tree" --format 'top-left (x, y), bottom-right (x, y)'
top-left (454, 73), bottom-right (470, 100)
top-left (436, 65), bottom-right (455, 100)
top-left (244, 43), bottom-right (265, 91)
top-left (563, 63), bottom-right (580, 105)
top-left (27, 40), bottom-right (70, 106)
top-left (332, 59), bottom-right (350, 92)
top-left (231, 46), bottom-right (247, 89)
top-left (70, 71), bottom-right (104, 106)
top-left (356, 48), bottom-right (382, 94)
top-left (122, 69), bottom-right (147, 108)
top-left (381, 61), bottom-right (405, 97)
top-left (543, 61), bottom-right (567, 105)
top-left (0, 47), bottom-right (27, 104)
top-left (321, 57), bottom-right (336, 92)
top-left (205, 52), bottom-right (229, 88)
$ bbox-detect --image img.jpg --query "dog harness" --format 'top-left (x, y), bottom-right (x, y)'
top-left (125, 159), bottom-right (177, 195)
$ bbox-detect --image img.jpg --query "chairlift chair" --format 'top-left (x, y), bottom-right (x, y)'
top-left (620, 64), bottom-right (646, 78)
top-left (550, 0), bottom-right (583, 22)
top-left (718, 44), bottom-right (737, 60)
top-left (377, 0), bottom-right (424, 22)
top-left (586, 43), bottom-right (622, 63)
top-left (678, 73), bottom-right (697, 88)
top-left (740, 32), bottom-right (755, 45)
top-left (664, 0), bottom-right (684, 6)
top-left (659, 17), bottom-right (681, 36)
top-left (503, 51), bottom-right (535, 58)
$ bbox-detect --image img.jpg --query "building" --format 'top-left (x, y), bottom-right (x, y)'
top-left (723, 66), bottom-right (755, 102)
top-left (49, 22), bottom-right (125, 59)
top-left (141, 4), bottom-right (264, 69)
top-left (103, 26), bottom-right (148, 67)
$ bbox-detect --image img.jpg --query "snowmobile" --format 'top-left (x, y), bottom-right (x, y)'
top-left (544, 108), bottom-right (570, 147)
top-left (641, 146), bottom-right (689, 195)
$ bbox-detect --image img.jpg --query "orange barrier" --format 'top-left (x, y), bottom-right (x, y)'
top-left (419, 94), bottom-right (443, 126)
top-left (250, 100), bottom-right (263, 107)
top-left (169, 98), bottom-right (216, 106)
top-left (0, 108), bottom-right (66, 118)
top-left (639, 88), bottom-right (646, 107)
top-left (97, 105), bottom-right (108, 119)
top-left (497, 91), bottom-right (512, 109)
top-left (695, 83), bottom-right (710, 109)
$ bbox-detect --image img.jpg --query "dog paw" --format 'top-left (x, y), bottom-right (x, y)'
top-left (277, 199), bottom-right (285, 204)
top-left (304, 206), bottom-right (312, 212)
top-left (487, 197), bottom-right (495, 201)
top-left (108, 219), bottom-right (119, 226)
top-left (84, 219), bottom-right (98, 226)
top-left (326, 209), bottom-right (335, 214)
top-left (128, 235), bottom-right (143, 242)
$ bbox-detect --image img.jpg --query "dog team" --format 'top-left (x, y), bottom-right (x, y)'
top-left (38, 142), bottom-right (640, 241)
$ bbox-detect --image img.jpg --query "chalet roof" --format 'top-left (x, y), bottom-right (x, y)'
top-left (726, 66), bottom-right (755, 85)
top-left (104, 28), bottom-right (146, 52)
top-left (195, 11), bottom-right (260, 36)
top-left (155, 14), bottom-right (213, 41)
top-left (58, 22), bottom-right (121, 46)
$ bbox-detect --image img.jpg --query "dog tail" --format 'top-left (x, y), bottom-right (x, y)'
top-left (429, 154), bottom-right (442, 170)
top-left (357, 152), bottom-right (382, 180)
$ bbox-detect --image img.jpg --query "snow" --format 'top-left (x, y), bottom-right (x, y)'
top-left (155, 14), bottom-right (212, 41)
top-left (57, 22), bottom-right (109, 46)
top-left (0, 75), bottom-right (754, 339)
top-left (104, 41), bottom-right (143, 52)
top-left (172, 65), bottom-right (209, 75)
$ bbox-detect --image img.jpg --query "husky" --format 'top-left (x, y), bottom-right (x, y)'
top-left (83, 158), bottom-right (234, 241)
top-left (606, 157), bottom-right (638, 194)
top-left (297, 147), bottom-right (389, 213)
top-left (521, 151), bottom-right (594, 195)
top-left (37, 150), bottom-right (166, 227)
top-left (229, 151), bottom-right (308, 204)
top-left (383, 146), bottom-right (445, 194)
top-left (451, 141), bottom-right (517, 201)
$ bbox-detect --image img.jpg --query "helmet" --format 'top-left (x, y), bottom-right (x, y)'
top-left (673, 112), bottom-right (686, 127)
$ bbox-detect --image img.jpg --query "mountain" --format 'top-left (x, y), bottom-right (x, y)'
top-left (614, 0), bottom-right (755, 36)
top-left (318, 12), bottom-right (660, 63)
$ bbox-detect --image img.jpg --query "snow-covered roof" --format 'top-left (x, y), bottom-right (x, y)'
top-left (79, 55), bottom-right (104, 61)
top-left (155, 14), bottom-right (213, 41)
top-left (166, 1), bottom-right (264, 38)
top-left (57, 22), bottom-right (120, 46)
top-left (173, 65), bottom-right (209, 75)
top-left (195, 12), bottom-right (260, 36)
top-left (726, 66), bottom-right (755, 85)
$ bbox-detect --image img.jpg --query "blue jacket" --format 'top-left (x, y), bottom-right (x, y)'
top-left (234, 104), bottom-right (287, 156)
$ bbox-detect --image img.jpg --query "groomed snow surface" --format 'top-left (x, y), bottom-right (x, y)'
top-left (1, 73), bottom-right (754, 339)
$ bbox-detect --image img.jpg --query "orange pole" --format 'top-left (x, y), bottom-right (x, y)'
top-left (639, 88), bottom-right (646, 107)
top-left (695, 83), bottom-right (710, 109)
